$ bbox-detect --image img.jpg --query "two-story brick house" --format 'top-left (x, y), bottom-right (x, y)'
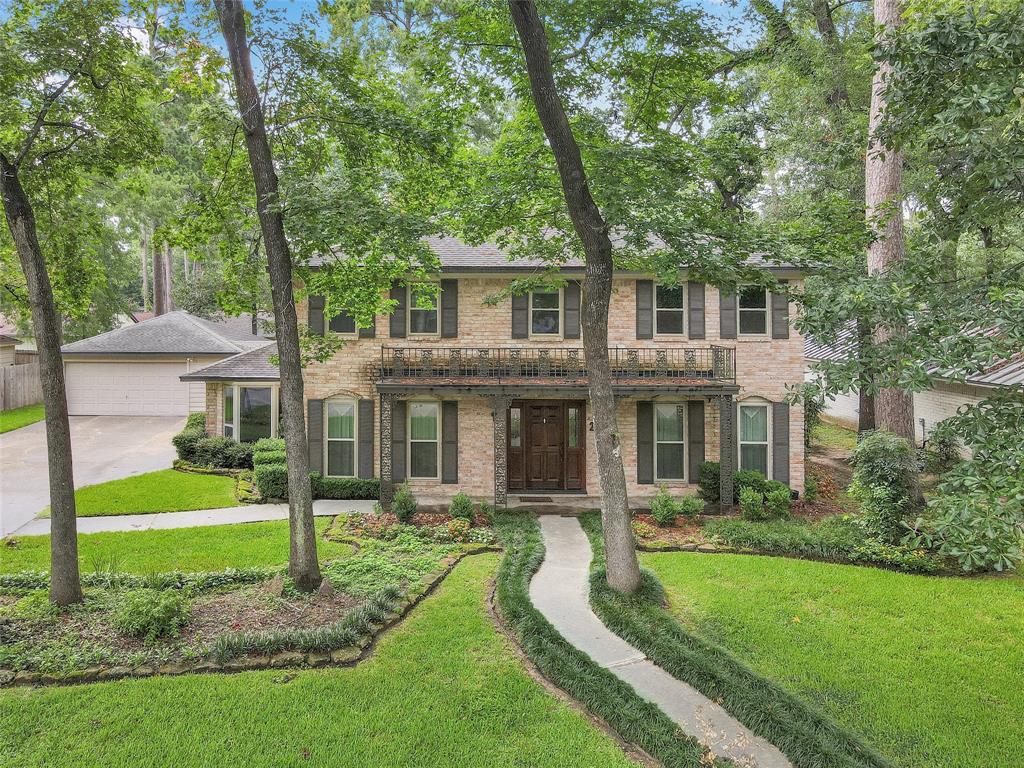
top-left (183, 236), bottom-right (805, 509)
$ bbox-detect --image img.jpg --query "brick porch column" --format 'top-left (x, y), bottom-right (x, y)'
top-left (490, 394), bottom-right (512, 507)
top-left (719, 394), bottom-right (735, 511)
top-left (379, 392), bottom-right (394, 511)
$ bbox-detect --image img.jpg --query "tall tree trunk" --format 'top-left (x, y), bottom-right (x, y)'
top-left (1, 153), bottom-right (82, 606)
top-left (812, 0), bottom-right (851, 108)
top-left (856, 318), bottom-right (876, 433)
top-left (164, 242), bottom-right (175, 311)
top-left (140, 222), bottom-right (150, 312)
top-left (215, 0), bottom-right (321, 591)
top-left (153, 237), bottom-right (167, 315)
top-left (508, 0), bottom-right (640, 594)
top-left (865, 0), bottom-right (914, 441)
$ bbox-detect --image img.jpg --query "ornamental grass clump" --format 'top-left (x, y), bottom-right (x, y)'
top-left (650, 486), bottom-right (680, 526)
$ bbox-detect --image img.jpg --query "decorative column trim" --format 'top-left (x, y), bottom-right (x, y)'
top-left (490, 394), bottom-right (513, 507)
top-left (379, 392), bottom-right (394, 510)
top-left (718, 394), bottom-right (735, 511)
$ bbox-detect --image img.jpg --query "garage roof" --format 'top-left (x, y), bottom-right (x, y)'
top-left (181, 343), bottom-right (280, 381)
top-left (61, 311), bottom-right (269, 356)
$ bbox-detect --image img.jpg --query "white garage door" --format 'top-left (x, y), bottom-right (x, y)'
top-left (65, 360), bottom-right (191, 416)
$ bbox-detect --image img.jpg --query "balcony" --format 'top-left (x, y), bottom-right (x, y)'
top-left (375, 345), bottom-right (736, 391)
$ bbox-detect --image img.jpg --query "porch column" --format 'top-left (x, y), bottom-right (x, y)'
top-left (490, 394), bottom-right (513, 507)
top-left (718, 394), bottom-right (735, 511)
top-left (379, 392), bottom-right (394, 511)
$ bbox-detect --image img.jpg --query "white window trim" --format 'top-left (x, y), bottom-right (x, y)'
top-left (407, 284), bottom-right (441, 338)
top-left (407, 400), bottom-right (441, 480)
top-left (225, 382), bottom-right (280, 442)
top-left (323, 398), bottom-right (358, 478)
top-left (654, 282), bottom-right (686, 336)
top-left (737, 400), bottom-right (772, 478)
top-left (528, 287), bottom-right (564, 339)
top-left (653, 402), bottom-right (688, 482)
top-left (737, 285), bottom-right (770, 337)
top-left (327, 309), bottom-right (359, 339)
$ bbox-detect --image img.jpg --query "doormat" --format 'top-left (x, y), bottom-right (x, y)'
top-left (518, 496), bottom-right (554, 503)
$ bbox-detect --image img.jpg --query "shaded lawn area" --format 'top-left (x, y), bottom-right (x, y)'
top-left (1, 518), bottom-right (350, 574)
top-left (643, 552), bottom-right (1024, 768)
top-left (0, 554), bottom-right (639, 768)
top-left (43, 468), bottom-right (238, 518)
top-left (811, 421), bottom-right (857, 454)
top-left (0, 403), bottom-right (44, 434)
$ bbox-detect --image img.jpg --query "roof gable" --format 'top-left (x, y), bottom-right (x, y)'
top-left (61, 311), bottom-right (267, 356)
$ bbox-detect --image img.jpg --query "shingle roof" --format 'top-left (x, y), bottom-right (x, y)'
top-left (180, 343), bottom-right (279, 381)
top-left (310, 234), bottom-right (797, 272)
top-left (0, 334), bottom-right (20, 345)
top-left (61, 311), bottom-right (268, 356)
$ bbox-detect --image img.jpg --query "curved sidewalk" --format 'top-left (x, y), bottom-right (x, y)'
top-left (530, 515), bottom-right (792, 768)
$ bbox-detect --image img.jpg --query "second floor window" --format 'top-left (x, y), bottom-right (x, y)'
top-left (408, 289), bottom-right (439, 336)
top-left (655, 284), bottom-right (685, 334)
top-left (328, 310), bottom-right (357, 336)
top-left (739, 286), bottom-right (768, 335)
top-left (530, 289), bottom-right (561, 336)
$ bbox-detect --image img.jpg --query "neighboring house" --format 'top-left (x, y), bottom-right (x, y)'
top-left (0, 335), bottom-right (18, 367)
top-left (60, 311), bottom-right (272, 416)
top-left (805, 328), bottom-right (1024, 445)
top-left (184, 236), bottom-right (806, 508)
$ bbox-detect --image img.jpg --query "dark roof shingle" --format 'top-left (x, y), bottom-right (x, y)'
top-left (180, 343), bottom-right (279, 381)
top-left (61, 311), bottom-right (268, 356)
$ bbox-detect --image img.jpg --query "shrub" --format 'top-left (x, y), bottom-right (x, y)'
top-left (171, 422), bottom-right (205, 463)
top-left (448, 492), bottom-right (475, 522)
top-left (739, 486), bottom-right (767, 521)
top-left (735, 470), bottom-right (773, 497)
top-left (447, 517), bottom-right (470, 542)
top-left (193, 436), bottom-right (253, 469)
top-left (924, 428), bottom-right (960, 475)
top-left (764, 485), bottom-right (792, 519)
top-left (698, 461), bottom-right (721, 504)
top-left (849, 431), bottom-right (918, 543)
top-left (677, 495), bottom-right (704, 517)
top-left (650, 486), bottom-right (680, 526)
top-left (311, 474), bottom-right (379, 500)
top-left (252, 437), bottom-right (285, 453)
top-left (253, 449), bottom-right (287, 467)
top-left (113, 589), bottom-right (189, 642)
top-left (184, 412), bottom-right (206, 430)
top-left (254, 463), bottom-right (289, 500)
top-left (392, 483), bottom-right (417, 523)
top-left (477, 502), bottom-right (496, 526)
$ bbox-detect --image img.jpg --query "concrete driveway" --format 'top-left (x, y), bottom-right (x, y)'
top-left (0, 415), bottom-right (183, 536)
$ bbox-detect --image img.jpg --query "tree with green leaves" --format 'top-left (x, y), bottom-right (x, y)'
top-left (0, 0), bottom-right (159, 604)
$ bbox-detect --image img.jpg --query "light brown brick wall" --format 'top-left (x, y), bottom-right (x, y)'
top-left (206, 276), bottom-right (805, 496)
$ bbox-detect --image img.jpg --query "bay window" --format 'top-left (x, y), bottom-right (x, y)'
top-left (222, 383), bottom-right (279, 442)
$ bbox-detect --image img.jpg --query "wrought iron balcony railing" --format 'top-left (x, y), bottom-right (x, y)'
top-left (377, 345), bottom-right (735, 384)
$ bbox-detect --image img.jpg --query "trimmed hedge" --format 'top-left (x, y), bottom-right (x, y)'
top-left (312, 474), bottom-right (379, 500)
top-left (253, 463), bottom-right (289, 499)
top-left (698, 461), bottom-right (793, 505)
top-left (172, 414), bottom-right (253, 469)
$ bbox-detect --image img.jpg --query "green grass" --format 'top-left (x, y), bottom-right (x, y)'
top-left (0, 403), bottom-right (44, 433)
top-left (1, 518), bottom-right (351, 574)
top-left (812, 421), bottom-right (858, 452)
top-left (643, 551), bottom-right (1024, 768)
top-left (0, 554), bottom-right (641, 768)
top-left (51, 469), bottom-right (239, 517)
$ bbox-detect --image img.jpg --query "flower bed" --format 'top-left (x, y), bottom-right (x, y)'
top-left (327, 510), bottom-right (497, 546)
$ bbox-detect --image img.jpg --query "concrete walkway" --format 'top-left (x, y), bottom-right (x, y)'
top-left (12, 499), bottom-right (376, 537)
top-left (530, 515), bottom-right (791, 768)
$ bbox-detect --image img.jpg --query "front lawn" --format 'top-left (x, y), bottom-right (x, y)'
top-left (0, 518), bottom-right (349, 574)
top-left (54, 468), bottom-right (239, 517)
top-left (0, 403), bottom-right (44, 433)
top-left (643, 551), bottom-right (1024, 768)
top-left (0, 554), bottom-right (639, 768)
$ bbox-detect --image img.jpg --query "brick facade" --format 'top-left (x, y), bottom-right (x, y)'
top-left (205, 275), bottom-right (805, 502)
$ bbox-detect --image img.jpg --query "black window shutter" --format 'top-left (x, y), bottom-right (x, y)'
top-left (392, 400), bottom-right (407, 482)
top-left (687, 400), bottom-right (705, 481)
top-left (771, 280), bottom-right (790, 339)
top-left (308, 296), bottom-right (325, 336)
top-left (635, 280), bottom-right (653, 339)
top-left (636, 401), bottom-right (653, 484)
top-left (442, 400), bottom-right (458, 483)
top-left (687, 282), bottom-right (705, 339)
top-left (440, 279), bottom-right (458, 338)
top-left (564, 281), bottom-right (581, 339)
top-left (358, 318), bottom-right (376, 339)
top-left (307, 399), bottom-right (324, 474)
top-left (772, 401), bottom-right (790, 484)
top-left (720, 289), bottom-right (737, 339)
top-left (358, 399), bottom-right (374, 478)
top-left (389, 283), bottom-right (407, 338)
top-left (511, 293), bottom-right (528, 339)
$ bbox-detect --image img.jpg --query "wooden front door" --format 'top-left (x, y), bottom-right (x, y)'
top-left (507, 400), bottom-right (586, 492)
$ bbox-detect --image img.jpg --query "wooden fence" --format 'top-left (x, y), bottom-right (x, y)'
top-left (1, 361), bottom-right (42, 411)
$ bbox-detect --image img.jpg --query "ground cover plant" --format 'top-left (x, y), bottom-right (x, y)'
top-left (0, 403), bottom-right (44, 433)
top-left (0, 554), bottom-right (641, 768)
top-left (493, 513), bottom-right (710, 768)
top-left (0, 520), bottom-right (465, 677)
top-left (581, 512), bottom-right (890, 768)
top-left (0, 518), bottom-right (350, 574)
top-left (643, 551), bottom-right (1024, 768)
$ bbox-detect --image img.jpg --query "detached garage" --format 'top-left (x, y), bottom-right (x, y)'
top-left (61, 312), bottom-right (270, 417)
